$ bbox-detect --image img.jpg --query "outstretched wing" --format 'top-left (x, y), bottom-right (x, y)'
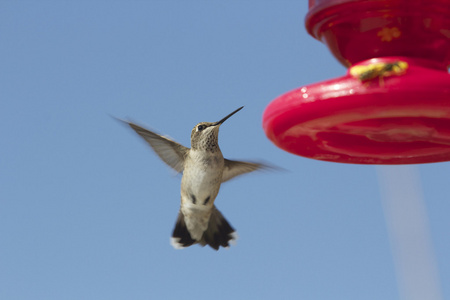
top-left (126, 121), bottom-right (189, 173)
top-left (222, 159), bottom-right (266, 183)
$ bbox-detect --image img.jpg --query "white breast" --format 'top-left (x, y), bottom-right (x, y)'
top-left (181, 149), bottom-right (224, 204)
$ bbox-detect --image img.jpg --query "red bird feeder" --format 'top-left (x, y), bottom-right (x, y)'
top-left (263, 0), bottom-right (450, 164)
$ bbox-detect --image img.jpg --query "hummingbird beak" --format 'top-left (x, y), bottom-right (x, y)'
top-left (213, 106), bottom-right (244, 126)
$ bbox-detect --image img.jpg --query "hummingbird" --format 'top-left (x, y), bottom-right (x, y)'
top-left (121, 106), bottom-right (265, 250)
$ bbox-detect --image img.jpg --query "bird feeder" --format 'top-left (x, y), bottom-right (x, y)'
top-left (263, 0), bottom-right (450, 164)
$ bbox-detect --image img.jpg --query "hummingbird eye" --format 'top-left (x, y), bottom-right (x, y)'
top-left (197, 125), bottom-right (206, 131)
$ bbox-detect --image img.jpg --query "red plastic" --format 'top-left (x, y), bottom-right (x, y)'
top-left (263, 57), bottom-right (450, 164)
top-left (263, 0), bottom-right (450, 164)
top-left (305, 0), bottom-right (450, 68)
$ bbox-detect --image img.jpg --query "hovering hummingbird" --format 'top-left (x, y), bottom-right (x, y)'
top-left (121, 106), bottom-right (266, 250)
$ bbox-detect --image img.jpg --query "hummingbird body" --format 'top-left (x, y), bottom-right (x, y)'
top-left (179, 149), bottom-right (223, 241)
top-left (121, 107), bottom-right (265, 250)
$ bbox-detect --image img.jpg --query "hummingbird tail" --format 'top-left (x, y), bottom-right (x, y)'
top-left (199, 206), bottom-right (238, 251)
top-left (170, 207), bottom-right (238, 250)
top-left (171, 212), bottom-right (197, 249)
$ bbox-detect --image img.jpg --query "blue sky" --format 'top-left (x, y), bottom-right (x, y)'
top-left (1, 1), bottom-right (449, 299)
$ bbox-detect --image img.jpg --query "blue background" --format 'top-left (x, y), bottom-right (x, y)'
top-left (1, 1), bottom-right (449, 299)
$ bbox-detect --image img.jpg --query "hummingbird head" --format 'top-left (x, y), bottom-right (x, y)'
top-left (190, 106), bottom-right (243, 151)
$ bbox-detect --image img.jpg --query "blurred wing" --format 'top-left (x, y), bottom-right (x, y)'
top-left (127, 122), bottom-right (189, 173)
top-left (222, 159), bottom-right (266, 183)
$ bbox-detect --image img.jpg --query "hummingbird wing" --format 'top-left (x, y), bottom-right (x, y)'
top-left (222, 159), bottom-right (266, 183)
top-left (127, 122), bottom-right (189, 173)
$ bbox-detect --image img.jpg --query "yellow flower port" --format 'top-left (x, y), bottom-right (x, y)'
top-left (349, 61), bottom-right (409, 85)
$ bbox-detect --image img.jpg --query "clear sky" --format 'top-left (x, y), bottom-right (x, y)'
top-left (1, 1), bottom-right (449, 299)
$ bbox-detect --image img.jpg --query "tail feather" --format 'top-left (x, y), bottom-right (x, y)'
top-left (171, 212), bottom-right (197, 249)
top-left (199, 206), bottom-right (237, 250)
top-left (170, 206), bottom-right (237, 250)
